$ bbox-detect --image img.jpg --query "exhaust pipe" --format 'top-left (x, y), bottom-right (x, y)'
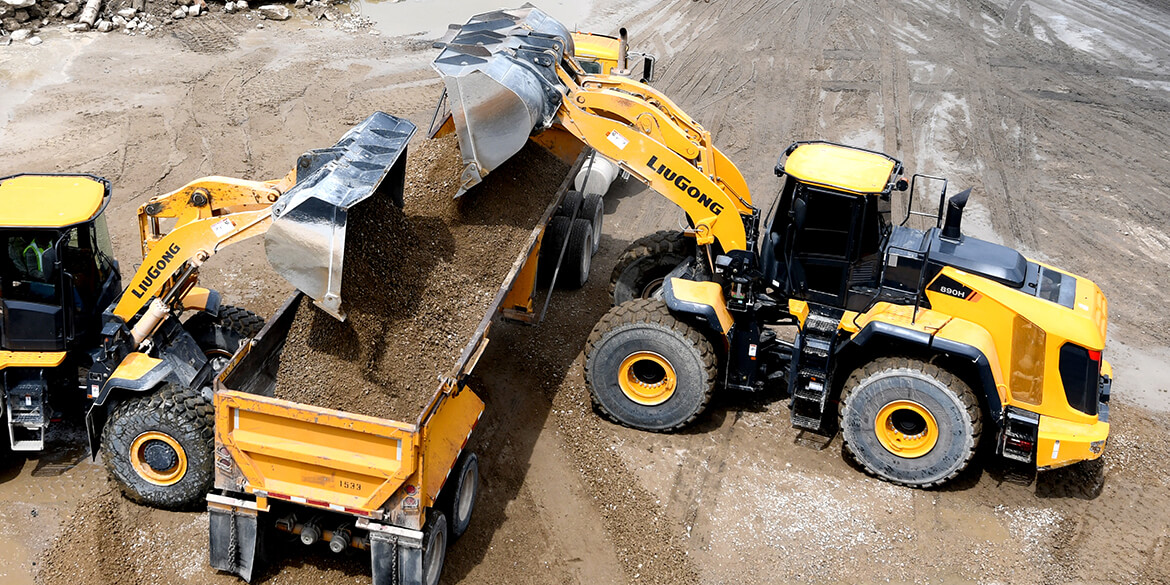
top-left (431, 6), bottom-right (573, 194)
top-left (264, 111), bottom-right (416, 320)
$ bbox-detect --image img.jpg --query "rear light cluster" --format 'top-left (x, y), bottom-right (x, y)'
top-left (1058, 343), bottom-right (1102, 416)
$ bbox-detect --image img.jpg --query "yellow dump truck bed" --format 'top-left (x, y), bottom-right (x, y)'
top-left (211, 148), bottom-right (587, 525)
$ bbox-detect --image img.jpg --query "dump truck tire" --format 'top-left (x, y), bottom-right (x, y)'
top-left (840, 357), bottom-right (982, 488)
top-left (556, 190), bottom-right (584, 219)
top-left (610, 230), bottom-right (693, 305)
top-left (102, 383), bottom-right (214, 509)
top-left (585, 299), bottom-right (716, 432)
top-left (537, 216), bottom-right (572, 286)
top-left (558, 218), bottom-right (593, 289)
top-left (446, 451), bottom-right (479, 539)
top-left (185, 305), bottom-right (264, 372)
top-left (422, 510), bottom-right (449, 585)
top-left (581, 192), bottom-right (604, 255)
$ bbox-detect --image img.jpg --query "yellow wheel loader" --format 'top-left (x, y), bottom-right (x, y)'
top-left (0, 111), bottom-right (414, 507)
top-left (433, 6), bottom-right (1110, 488)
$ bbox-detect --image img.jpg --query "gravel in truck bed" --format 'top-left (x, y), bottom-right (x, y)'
top-left (272, 135), bottom-right (569, 422)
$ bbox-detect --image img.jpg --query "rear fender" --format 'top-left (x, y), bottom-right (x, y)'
top-left (85, 352), bottom-right (174, 459)
top-left (661, 276), bottom-right (732, 335)
top-left (180, 286), bottom-right (222, 315)
top-left (847, 320), bottom-right (1004, 422)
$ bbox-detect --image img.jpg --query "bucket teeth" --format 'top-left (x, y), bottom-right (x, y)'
top-left (265, 111), bottom-right (417, 320)
top-left (431, 6), bottom-right (573, 194)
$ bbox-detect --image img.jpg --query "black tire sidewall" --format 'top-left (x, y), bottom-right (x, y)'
top-left (582, 193), bottom-right (603, 255)
top-left (449, 452), bottom-right (478, 539)
top-left (841, 368), bottom-right (975, 486)
top-left (422, 510), bottom-right (449, 585)
top-left (613, 254), bottom-right (686, 305)
top-left (587, 321), bottom-right (710, 431)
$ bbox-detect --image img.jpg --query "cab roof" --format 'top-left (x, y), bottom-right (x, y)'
top-left (0, 174), bottom-right (110, 229)
top-left (779, 142), bottom-right (900, 195)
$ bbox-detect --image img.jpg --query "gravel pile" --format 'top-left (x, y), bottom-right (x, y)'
top-left (273, 135), bottom-right (568, 422)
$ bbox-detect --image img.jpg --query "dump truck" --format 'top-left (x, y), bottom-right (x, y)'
top-left (432, 5), bottom-right (1112, 489)
top-left (0, 112), bottom-right (414, 508)
top-left (207, 122), bottom-right (596, 585)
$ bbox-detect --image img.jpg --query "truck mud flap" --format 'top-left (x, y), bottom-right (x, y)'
top-left (208, 503), bottom-right (266, 582)
top-left (370, 531), bottom-right (424, 585)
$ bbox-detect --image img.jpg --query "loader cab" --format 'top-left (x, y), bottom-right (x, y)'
top-left (762, 142), bottom-right (901, 311)
top-left (0, 174), bottom-right (120, 352)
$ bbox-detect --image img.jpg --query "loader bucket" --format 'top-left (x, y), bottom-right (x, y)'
top-left (264, 111), bottom-right (417, 320)
top-left (431, 5), bottom-right (573, 194)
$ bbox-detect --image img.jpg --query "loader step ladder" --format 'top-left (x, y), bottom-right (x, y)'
top-left (6, 376), bottom-right (48, 451)
top-left (789, 305), bottom-right (844, 433)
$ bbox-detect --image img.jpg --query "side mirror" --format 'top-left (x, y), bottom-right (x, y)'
top-left (791, 198), bottom-right (807, 230)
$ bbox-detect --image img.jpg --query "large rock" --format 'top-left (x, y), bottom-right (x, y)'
top-left (1, 16), bottom-right (18, 29)
top-left (48, 3), bottom-right (64, 17)
top-left (59, 0), bottom-right (77, 17)
top-left (257, 4), bottom-right (288, 20)
top-left (170, 6), bottom-right (184, 17)
top-left (0, 0), bottom-right (36, 9)
top-left (10, 26), bottom-right (30, 39)
top-left (65, 20), bottom-right (87, 30)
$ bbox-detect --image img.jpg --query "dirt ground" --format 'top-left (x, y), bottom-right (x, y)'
top-left (3, 0), bottom-right (1170, 584)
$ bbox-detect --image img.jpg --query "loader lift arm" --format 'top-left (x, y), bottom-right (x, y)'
top-left (552, 66), bottom-right (755, 250)
top-left (432, 5), bottom-right (755, 253)
top-left (113, 174), bottom-right (294, 322)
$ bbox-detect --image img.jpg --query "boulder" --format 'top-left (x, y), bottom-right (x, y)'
top-left (48, 3), bottom-right (64, 17)
top-left (170, 6), bottom-right (184, 17)
top-left (115, 6), bottom-right (135, 17)
top-left (0, 0), bottom-right (35, 9)
top-left (95, 18), bottom-right (111, 30)
top-left (59, 0), bottom-right (77, 17)
top-left (10, 26), bottom-right (30, 39)
top-left (26, 34), bottom-right (40, 44)
top-left (65, 20), bottom-right (87, 30)
top-left (258, 3), bottom-right (291, 20)
top-left (186, 3), bottom-right (198, 15)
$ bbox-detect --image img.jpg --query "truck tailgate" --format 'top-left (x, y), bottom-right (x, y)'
top-left (215, 391), bottom-right (419, 514)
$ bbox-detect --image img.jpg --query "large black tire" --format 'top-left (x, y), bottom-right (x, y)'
top-left (584, 299), bottom-right (717, 432)
top-left (445, 451), bottom-right (479, 539)
top-left (184, 305), bottom-right (264, 372)
top-left (610, 230), bottom-right (694, 305)
top-left (422, 509), bottom-right (449, 585)
top-left (840, 357), bottom-right (982, 488)
top-left (101, 383), bottom-right (214, 509)
top-left (556, 190), bottom-right (584, 219)
top-left (537, 216), bottom-right (572, 287)
top-left (581, 192), bottom-right (604, 255)
top-left (559, 218), bottom-right (593, 289)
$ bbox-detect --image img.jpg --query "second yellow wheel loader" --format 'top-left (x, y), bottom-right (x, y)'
top-left (434, 6), bottom-right (1111, 488)
top-left (0, 112), bottom-right (413, 507)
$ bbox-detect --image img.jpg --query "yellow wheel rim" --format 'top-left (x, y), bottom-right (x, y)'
top-left (874, 400), bottom-right (938, 459)
top-left (617, 352), bottom-right (677, 406)
top-left (129, 431), bottom-right (188, 486)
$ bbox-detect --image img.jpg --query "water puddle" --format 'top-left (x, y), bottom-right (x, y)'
top-left (347, 0), bottom-right (594, 39)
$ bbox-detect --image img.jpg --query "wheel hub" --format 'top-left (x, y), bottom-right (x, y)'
top-left (874, 400), bottom-right (939, 459)
top-left (129, 431), bottom-right (189, 486)
top-left (618, 351), bottom-right (677, 406)
top-left (142, 440), bottom-right (179, 472)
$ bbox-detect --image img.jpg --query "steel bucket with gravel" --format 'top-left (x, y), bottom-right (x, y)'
top-left (431, 5), bottom-right (573, 194)
top-left (264, 111), bottom-right (417, 320)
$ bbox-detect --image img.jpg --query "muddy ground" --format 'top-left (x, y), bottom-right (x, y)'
top-left (2, 0), bottom-right (1170, 584)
